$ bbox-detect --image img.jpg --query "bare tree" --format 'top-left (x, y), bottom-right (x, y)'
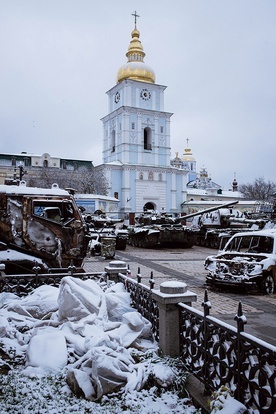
top-left (239, 177), bottom-right (276, 202)
top-left (74, 169), bottom-right (108, 194)
top-left (28, 166), bottom-right (108, 195)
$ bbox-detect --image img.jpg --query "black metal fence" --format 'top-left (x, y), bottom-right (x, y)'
top-left (118, 271), bottom-right (276, 414)
top-left (0, 269), bottom-right (104, 296)
top-left (179, 290), bottom-right (276, 413)
top-left (118, 269), bottom-right (159, 341)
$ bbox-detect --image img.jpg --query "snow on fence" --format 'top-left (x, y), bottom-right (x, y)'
top-left (0, 266), bottom-right (104, 296)
top-left (117, 267), bottom-right (159, 341)
top-left (117, 269), bottom-right (276, 414)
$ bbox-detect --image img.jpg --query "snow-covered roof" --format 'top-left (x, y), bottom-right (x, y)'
top-left (183, 200), bottom-right (257, 206)
top-left (0, 182), bottom-right (70, 196)
top-left (187, 188), bottom-right (244, 198)
top-left (75, 193), bottom-right (119, 202)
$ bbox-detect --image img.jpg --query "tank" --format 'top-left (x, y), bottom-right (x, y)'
top-left (82, 210), bottom-right (128, 254)
top-left (127, 210), bottom-right (197, 248)
top-left (186, 200), bottom-right (271, 249)
top-left (0, 182), bottom-right (88, 273)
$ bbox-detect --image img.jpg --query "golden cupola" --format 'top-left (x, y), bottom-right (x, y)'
top-left (117, 24), bottom-right (155, 84)
top-left (182, 139), bottom-right (195, 162)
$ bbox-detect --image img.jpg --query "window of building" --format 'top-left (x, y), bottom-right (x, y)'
top-left (144, 127), bottom-right (152, 150)
top-left (160, 126), bottom-right (164, 133)
top-left (131, 122), bottom-right (135, 130)
top-left (111, 130), bottom-right (116, 152)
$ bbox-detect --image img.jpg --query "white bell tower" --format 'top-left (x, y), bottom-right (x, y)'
top-left (97, 12), bottom-right (188, 216)
top-left (101, 13), bottom-right (173, 167)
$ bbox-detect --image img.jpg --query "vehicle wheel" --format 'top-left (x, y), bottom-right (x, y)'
top-left (262, 274), bottom-right (275, 295)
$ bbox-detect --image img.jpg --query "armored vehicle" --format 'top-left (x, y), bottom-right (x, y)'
top-left (127, 210), bottom-right (197, 248)
top-left (82, 209), bottom-right (128, 252)
top-left (186, 201), bottom-right (269, 249)
top-left (0, 182), bottom-right (88, 274)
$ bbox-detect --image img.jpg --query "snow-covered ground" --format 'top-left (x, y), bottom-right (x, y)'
top-left (0, 276), bottom-right (246, 413)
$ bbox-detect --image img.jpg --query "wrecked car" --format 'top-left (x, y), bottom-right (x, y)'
top-left (205, 229), bottom-right (276, 294)
top-left (0, 182), bottom-right (88, 273)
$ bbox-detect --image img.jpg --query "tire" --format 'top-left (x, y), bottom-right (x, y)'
top-left (262, 274), bottom-right (275, 295)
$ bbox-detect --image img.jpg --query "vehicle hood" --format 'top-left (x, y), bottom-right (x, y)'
top-left (205, 252), bottom-right (276, 271)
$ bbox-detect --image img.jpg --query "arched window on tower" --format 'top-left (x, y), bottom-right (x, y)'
top-left (43, 159), bottom-right (48, 168)
top-left (144, 127), bottom-right (152, 150)
top-left (111, 130), bottom-right (116, 153)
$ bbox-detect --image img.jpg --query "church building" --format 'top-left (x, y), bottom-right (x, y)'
top-left (95, 15), bottom-right (188, 217)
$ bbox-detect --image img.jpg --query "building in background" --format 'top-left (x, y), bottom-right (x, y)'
top-left (95, 18), bottom-right (188, 218)
top-left (0, 18), bottom-right (246, 217)
top-left (170, 139), bottom-right (197, 184)
top-left (0, 152), bottom-right (93, 185)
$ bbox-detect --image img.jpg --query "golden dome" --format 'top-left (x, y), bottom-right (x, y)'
top-left (117, 25), bottom-right (155, 84)
top-left (182, 148), bottom-right (195, 162)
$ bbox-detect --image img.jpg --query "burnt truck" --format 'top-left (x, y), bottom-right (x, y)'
top-left (0, 183), bottom-right (88, 274)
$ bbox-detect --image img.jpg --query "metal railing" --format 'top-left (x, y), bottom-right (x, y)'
top-left (118, 268), bottom-right (159, 341)
top-left (0, 264), bottom-right (104, 296)
top-left (179, 290), bottom-right (276, 414)
top-left (119, 269), bottom-right (276, 414)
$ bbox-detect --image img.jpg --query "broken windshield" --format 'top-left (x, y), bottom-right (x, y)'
top-left (33, 201), bottom-right (74, 224)
top-left (225, 235), bottom-right (274, 254)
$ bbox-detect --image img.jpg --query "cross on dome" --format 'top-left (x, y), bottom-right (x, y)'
top-left (116, 12), bottom-right (155, 84)
top-left (132, 11), bottom-right (140, 25)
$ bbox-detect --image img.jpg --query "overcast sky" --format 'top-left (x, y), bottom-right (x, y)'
top-left (1, 0), bottom-right (275, 189)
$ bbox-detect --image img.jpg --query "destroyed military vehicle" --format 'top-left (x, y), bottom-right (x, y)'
top-left (187, 201), bottom-right (269, 249)
top-left (205, 228), bottom-right (276, 294)
top-left (0, 182), bottom-right (88, 274)
top-left (82, 209), bottom-right (128, 255)
top-left (127, 210), bottom-right (196, 248)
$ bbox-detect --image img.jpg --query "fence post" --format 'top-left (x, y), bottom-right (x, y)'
top-left (234, 301), bottom-right (247, 402)
top-left (104, 260), bottom-right (128, 281)
top-left (152, 281), bottom-right (197, 357)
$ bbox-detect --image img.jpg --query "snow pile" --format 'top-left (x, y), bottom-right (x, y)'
top-left (1, 276), bottom-right (241, 413)
top-left (0, 276), bottom-right (202, 414)
top-left (0, 277), bottom-right (161, 400)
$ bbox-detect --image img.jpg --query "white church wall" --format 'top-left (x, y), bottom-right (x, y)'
top-left (135, 179), bottom-right (166, 213)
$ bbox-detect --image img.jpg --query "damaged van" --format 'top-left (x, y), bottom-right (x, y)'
top-left (205, 229), bottom-right (276, 294)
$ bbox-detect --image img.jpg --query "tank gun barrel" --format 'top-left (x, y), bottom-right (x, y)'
top-left (183, 200), bottom-right (239, 220)
top-left (230, 217), bottom-right (267, 228)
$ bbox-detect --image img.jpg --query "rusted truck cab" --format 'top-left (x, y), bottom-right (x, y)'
top-left (0, 183), bottom-right (87, 270)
